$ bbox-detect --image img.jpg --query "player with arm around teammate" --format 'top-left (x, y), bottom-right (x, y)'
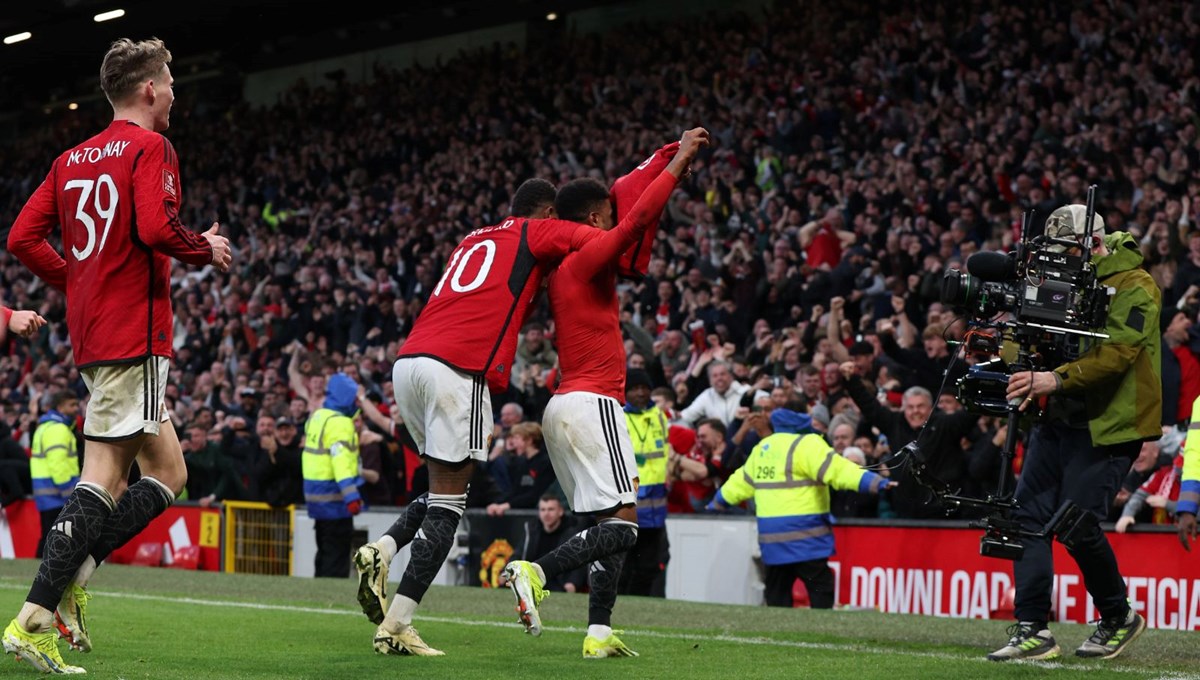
top-left (352, 160), bottom-right (692, 657)
top-left (501, 128), bottom-right (709, 659)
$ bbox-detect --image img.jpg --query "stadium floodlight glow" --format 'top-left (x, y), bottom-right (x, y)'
top-left (546, 12), bottom-right (558, 20)
top-left (68, 102), bottom-right (79, 111)
top-left (94, 9), bottom-right (126, 23)
top-left (4, 32), bottom-right (32, 45)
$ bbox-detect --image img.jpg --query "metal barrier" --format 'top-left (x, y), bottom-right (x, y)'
top-left (223, 501), bottom-right (294, 575)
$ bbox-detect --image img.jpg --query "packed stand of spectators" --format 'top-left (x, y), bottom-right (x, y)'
top-left (1, 0), bottom-right (1199, 524)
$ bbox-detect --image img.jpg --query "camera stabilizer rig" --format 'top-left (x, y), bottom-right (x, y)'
top-left (899, 186), bottom-right (1114, 561)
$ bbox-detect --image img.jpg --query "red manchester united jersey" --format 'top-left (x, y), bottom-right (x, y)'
top-left (614, 141), bottom-right (678, 280)
top-left (8, 120), bottom-right (212, 368)
top-left (398, 216), bottom-right (596, 393)
top-left (551, 169), bottom-right (679, 401)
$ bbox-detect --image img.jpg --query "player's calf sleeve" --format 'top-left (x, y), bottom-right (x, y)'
top-left (89, 476), bottom-right (175, 565)
top-left (536, 517), bottom-right (638, 579)
top-left (383, 493), bottom-right (429, 549)
top-left (394, 493), bottom-right (465, 604)
top-left (27, 482), bottom-right (115, 611)
top-left (588, 549), bottom-right (628, 627)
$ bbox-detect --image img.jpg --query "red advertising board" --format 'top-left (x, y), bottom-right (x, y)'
top-left (830, 524), bottom-right (1199, 630)
top-left (0, 500), bottom-right (222, 572)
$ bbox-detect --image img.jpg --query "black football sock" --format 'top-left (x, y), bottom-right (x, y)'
top-left (535, 517), bottom-right (638, 579)
top-left (394, 493), bottom-right (464, 604)
top-left (384, 493), bottom-right (429, 548)
top-left (587, 549), bottom-right (628, 627)
top-left (89, 476), bottom-right (175, 564)
top-left (27, 482), bottom-right (114, 611)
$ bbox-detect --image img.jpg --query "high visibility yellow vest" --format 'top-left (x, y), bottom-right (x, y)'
top-left (626, 405), bottom-right (669, 528)
top-left (1179, 396), bottom-right (1200, 516)
top-left (717, 433), bottom-right (887, 564)
top-left (31, 418), bottom-right (78, 511)
top-left (302, 408), bottom-right (361, 520)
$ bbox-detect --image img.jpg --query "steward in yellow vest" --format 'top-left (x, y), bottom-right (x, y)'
top-left (302, 373), bottom-right (362, 577)
top-left (619, 369), bottom-right (670, 597)
top-left (31, 392), bottom-right (80, 557)
top-left (708, 408), bottom-right (892, 608)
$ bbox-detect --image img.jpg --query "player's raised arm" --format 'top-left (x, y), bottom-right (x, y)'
top-left (566, 128), bottom-right (709, 279)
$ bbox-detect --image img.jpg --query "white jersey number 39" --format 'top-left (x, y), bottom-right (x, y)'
top-left (65, 174), bottom-right (119, 261)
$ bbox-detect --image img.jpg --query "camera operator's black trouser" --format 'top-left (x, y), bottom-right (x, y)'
top-left (764, 558), bottom-right (834, 609)
top-left (1012, 421), bottom-right (1137, 624)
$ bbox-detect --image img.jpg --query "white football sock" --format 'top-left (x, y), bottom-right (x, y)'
top-left (588, 624), bottom-right (612, 640)
top-left (377, 536), bottom-right (398, 563)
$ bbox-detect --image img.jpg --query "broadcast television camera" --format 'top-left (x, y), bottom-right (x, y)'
top-left (900, 187), bottom-right (1114, 560)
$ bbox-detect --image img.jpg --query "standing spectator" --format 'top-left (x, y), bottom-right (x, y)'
top-left (1116, 452), bottom-right (1185, 533)
top-left (678, 361), bottom-right (750, 427)
top-left (256, 416), bottom-right (304, 507)
top-left (183, 424), bottom-right (246, 506)
top-left (302, 373), bottom-right (363, 578)
top-left (485, 422), bottom-right (555, 516)
top-left (513, 322), bottom-right (558, 384)
top-left (668, 418), bottom-right (728, 512)
top-left (357, 415), bottom-right (392, 508)
top-left (488, 402), bottom-right (525, 461)
top-left (4, 37), bottom-right (232, 672)
top-left (840, 362), bottom-right (976, 519)
top-left (1160, 311), bottom-right (1200, 426)
top-left (30, 392), bottom-right (80, 558)
top-left (0, 409), bottom-right (34, 509)
top-left (799, 208), bottom-right (855, 271)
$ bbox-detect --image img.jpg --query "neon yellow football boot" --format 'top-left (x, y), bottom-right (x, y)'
top-left (3, 618), bottom-right (86, 673)
top-left (501, 560), bottom-right (547, 636)
top-left (583, 631), bottom-right (639, 659)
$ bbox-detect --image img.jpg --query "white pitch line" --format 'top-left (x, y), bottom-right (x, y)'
top-left (0, 581), bottom-right (1191, 678)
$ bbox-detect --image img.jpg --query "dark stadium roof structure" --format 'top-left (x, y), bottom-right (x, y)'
top-left (0, 0), bottom-right (608, 114)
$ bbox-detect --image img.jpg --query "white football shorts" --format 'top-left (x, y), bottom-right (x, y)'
top-left (541, 391), bottom-right (638, 514)
top-left (392, 356), bottom-right (490, 463)
top-left (81, 355), bottom-right (171, 440)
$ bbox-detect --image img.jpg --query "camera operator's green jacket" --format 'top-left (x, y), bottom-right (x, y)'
top-left (1051, 231), bottom-right (1161, 445)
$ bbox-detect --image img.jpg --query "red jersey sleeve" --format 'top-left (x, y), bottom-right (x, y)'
top-left (7, 167), bottom-right (68, 292)
top-left (567, 169), bottom-right (680, 280)
top-left (133, 137), bottom-right (211, 265)
top-left (613, 141), bottom-right (679, 280)
top-left (525, 218), bottom-right (594, 262)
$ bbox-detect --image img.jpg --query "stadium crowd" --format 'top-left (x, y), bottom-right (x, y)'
top-left (1, 0), bottom-right (1199, 527)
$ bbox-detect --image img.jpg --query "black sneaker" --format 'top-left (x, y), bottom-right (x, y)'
top-left (1075, 610), bottom-right (1146, 659)
top-left (987, 622), bottom-right (1061, 661)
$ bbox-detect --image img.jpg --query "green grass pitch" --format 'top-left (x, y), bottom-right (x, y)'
top-left (0, 560), bottom-right (1195, 679)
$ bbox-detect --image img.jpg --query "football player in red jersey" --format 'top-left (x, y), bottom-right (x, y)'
top-left (502, 127), bottom-right (709, 658)
top-left (5, 38), bottom-right (231, 673)
top-left (354, 131), bottom-right (702, 657)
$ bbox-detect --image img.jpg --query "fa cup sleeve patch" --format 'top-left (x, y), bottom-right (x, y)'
top-left (162, 168), bottom-right (178, 198)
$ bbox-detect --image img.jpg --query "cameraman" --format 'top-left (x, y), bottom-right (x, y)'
top-left (991, 206), bottom-right (1159, 662)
